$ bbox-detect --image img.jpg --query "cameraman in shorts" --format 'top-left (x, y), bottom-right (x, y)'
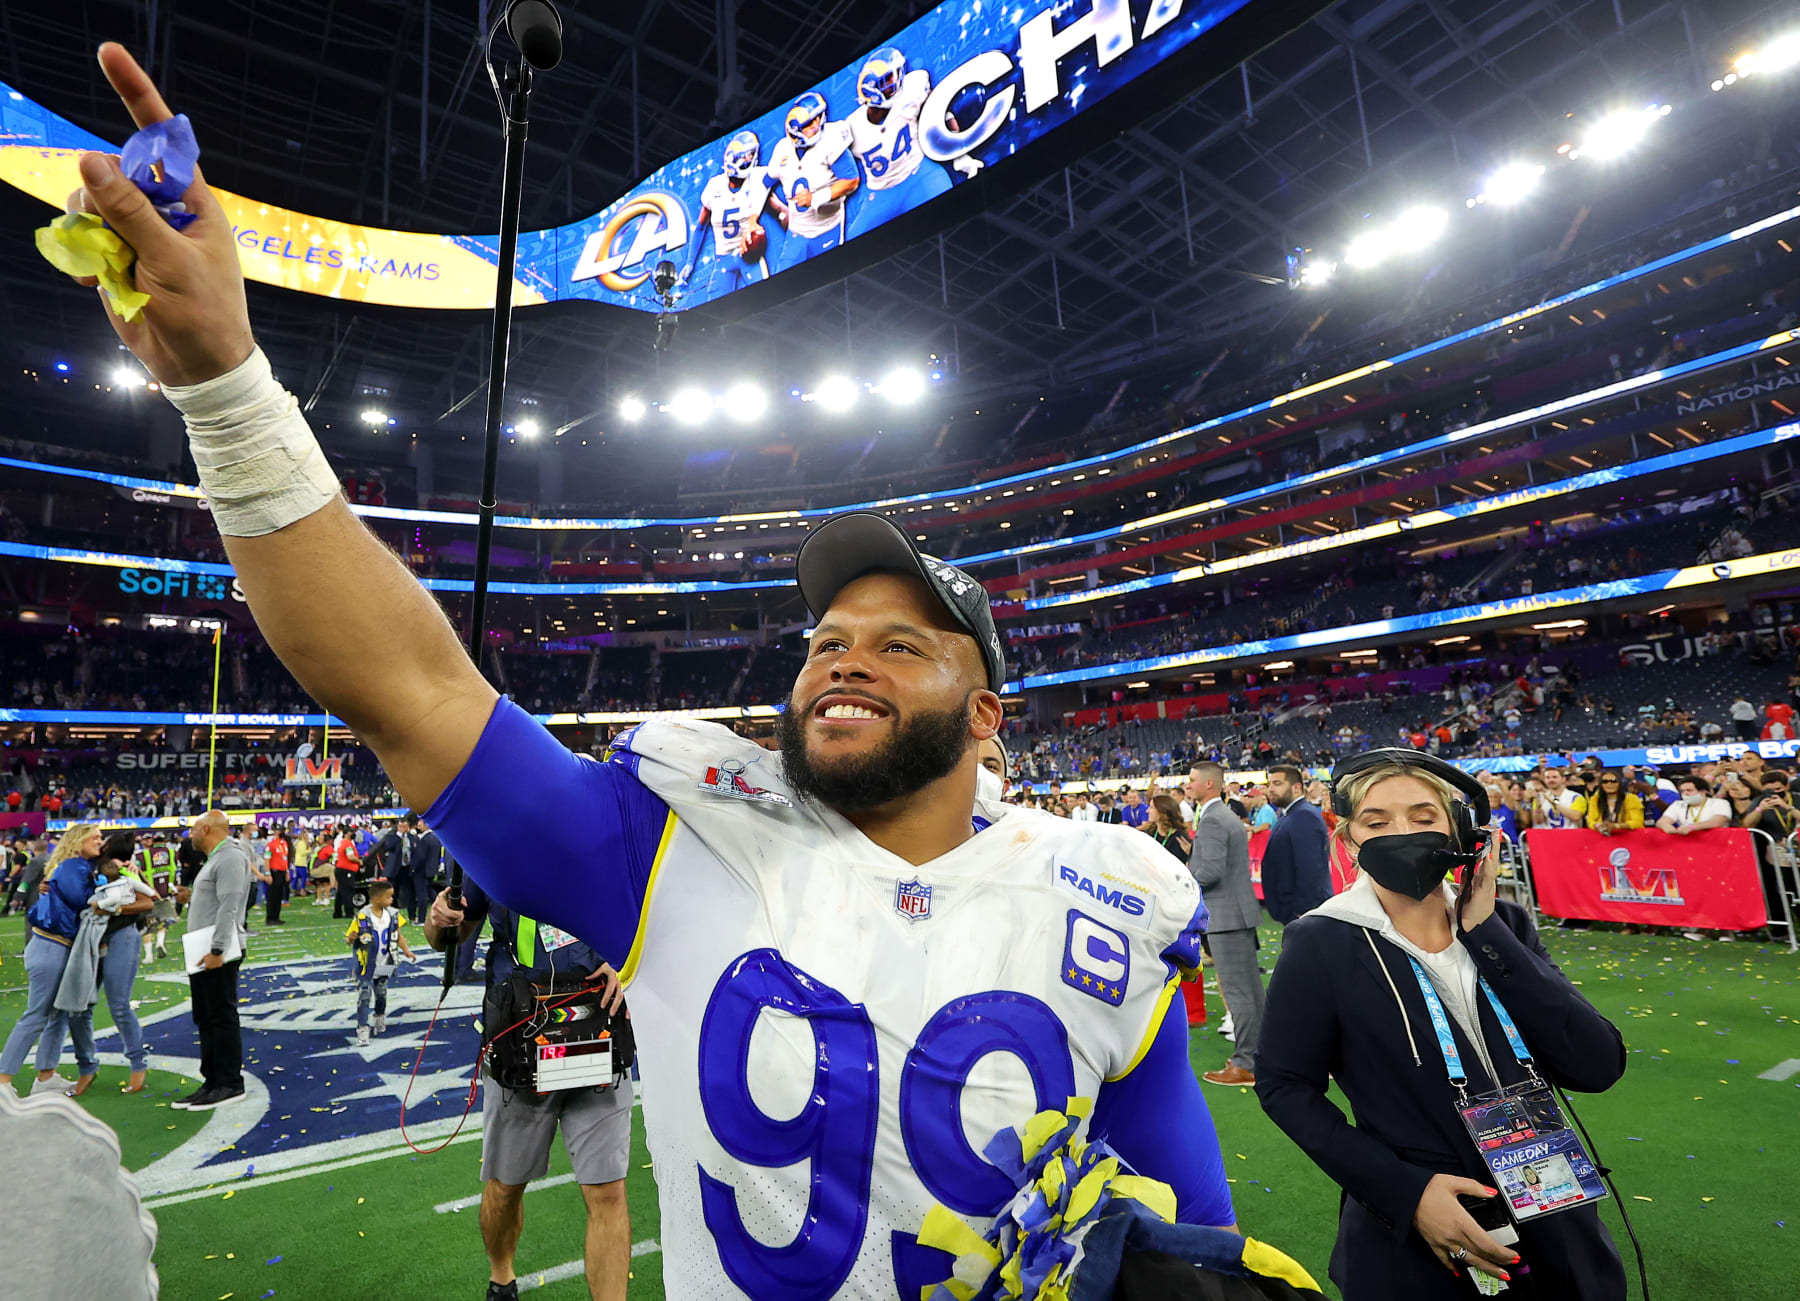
top-left (426, 884), bottom-right (631, 1301)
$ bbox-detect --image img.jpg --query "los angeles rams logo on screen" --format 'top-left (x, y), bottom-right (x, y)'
top-left (571, 192), bottom-right (691, 292)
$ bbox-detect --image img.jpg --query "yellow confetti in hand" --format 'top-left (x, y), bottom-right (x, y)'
top-left (34, 212), bottom-right (151, 321)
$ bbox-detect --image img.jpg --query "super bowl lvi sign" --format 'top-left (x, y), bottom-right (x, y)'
top-left (283, 755), bottom-right (344, 787)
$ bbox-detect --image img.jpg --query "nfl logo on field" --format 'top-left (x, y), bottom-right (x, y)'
top-left (894, 877), bottom-right (932, 922)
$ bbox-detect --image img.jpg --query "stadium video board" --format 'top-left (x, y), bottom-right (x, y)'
top-left (0, 0), bottom-right (1258, 313)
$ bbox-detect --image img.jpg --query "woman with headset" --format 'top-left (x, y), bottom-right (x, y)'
top-left (1255, 749), bottom-right (1627, 1298)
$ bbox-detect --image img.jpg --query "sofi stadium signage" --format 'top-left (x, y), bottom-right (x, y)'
top-left (0, 0), bottom-right (1262, 312)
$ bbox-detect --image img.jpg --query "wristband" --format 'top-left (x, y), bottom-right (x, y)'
top-left (162, 347), bottom-right (342, 538)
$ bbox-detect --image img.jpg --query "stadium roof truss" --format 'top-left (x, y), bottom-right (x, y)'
top-left (0, 0), bottom-right (1778, 413)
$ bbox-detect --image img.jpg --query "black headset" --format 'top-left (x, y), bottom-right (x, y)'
top-left (1329, 747), bottom-right (1491, 860)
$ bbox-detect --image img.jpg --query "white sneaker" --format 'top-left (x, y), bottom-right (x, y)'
top-left (373, 1015), bottom-right (386, 1036)
top-left (1218, 1014), bottom-right (1235, 1038)
top-left (356, 1027), bottom-right (370, 1046)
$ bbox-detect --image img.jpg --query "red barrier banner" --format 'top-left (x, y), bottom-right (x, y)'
top-left (1525, 828), bottom-right (1769, 931)
top-left (0, 811), bottom-right (47, 837)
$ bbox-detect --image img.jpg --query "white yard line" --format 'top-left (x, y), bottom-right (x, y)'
top-left (435, 1171), bottom-right (580, 1214)
top-left (1757, 1057), bottom-right (1800, 1081)
top-left (517, 1241), bottom-right (661, 1293)
top-left (140, 1128), bottom-right (484, 1209)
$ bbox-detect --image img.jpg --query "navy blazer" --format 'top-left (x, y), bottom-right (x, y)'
top-left (1255, 901), bottom-right (1627, 1300)
top-left (412, 831), bottom-right (443, 878)
top-left (1259, 800), bottom-right (1333, 924)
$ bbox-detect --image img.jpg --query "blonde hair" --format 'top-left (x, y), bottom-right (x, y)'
top-left (47, 821), bottom-right (103, 870)
top-left (1330, 762), bottom-right (1464, 853)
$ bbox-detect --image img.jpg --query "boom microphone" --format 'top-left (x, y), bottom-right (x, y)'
top-left (506, 0), bottom-right (564, 71)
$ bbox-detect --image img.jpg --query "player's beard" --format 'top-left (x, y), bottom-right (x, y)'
top-left (777, 690), bottom-right (974, 813)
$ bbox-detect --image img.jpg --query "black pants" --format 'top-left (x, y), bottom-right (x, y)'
top-left (265, 873), bottom-right (288, 924)
top-left (332, 869), bottom-right (357, 918)
top-left (1737, 720), bottom-right (1761, 740)
top-left (189, 959), bottom-right (243, 1091)
top-left (408, 865), bottom-right (434, 923)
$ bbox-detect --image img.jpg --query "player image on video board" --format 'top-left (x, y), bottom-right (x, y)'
top-left (844, 46), bottom-right (983, 238)
top-left (762, 91), bottom-right (862, 272)
top-left (679, 130), bottom-right (790, 300)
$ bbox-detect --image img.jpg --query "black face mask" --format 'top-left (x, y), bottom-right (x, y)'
top-left (1356, 831), bottom-right (1456, 900)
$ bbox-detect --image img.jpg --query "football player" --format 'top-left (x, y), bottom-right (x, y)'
top-left (69, 44), bottom-right (1235, 1301)
top-left (679, 129), bottom-right (788, 303)
top-left (845, 47), bottom-right (983, 239)
top-left (764, 90), bottom-right (860, 272)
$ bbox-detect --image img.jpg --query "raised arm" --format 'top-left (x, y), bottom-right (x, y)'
top-left (67, 44), bottom-right (494, 810)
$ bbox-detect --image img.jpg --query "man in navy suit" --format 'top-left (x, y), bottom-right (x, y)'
top-left (1260, 765), bottom-right (1333, 925)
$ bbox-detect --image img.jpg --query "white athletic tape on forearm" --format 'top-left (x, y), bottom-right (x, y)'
top-left (162, 347), bottom-right (341, 538)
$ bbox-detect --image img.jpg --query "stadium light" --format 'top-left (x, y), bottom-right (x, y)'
top-left (618, 394), bottom-right (647, 422)
top-left (724, 381), bottom-right (767, 423)
top-left (1343, 206), bottom-right (1445, 270)
top-left (813, 375), bottom-right (860, 412)
top-left (359, 408), bottom-right (388, 426)
top-left (1393, 206), bottom-right (1448, 246)
top-left (1478, 162), bottom-right (1545, 207)
top-left (877, 366), bottom-right (926, 404)
top-left (515, 418), bottom-right (540, 438)
top-left (1734, 32), bottom-right (1800, 79)
top-left (1574, 105), bottom-right (1668, 161)
top-left (1298, 259), bottom-right (1336, 288)
top-left (110, 365), bottom-right (146, 389)
top-left (668, 387), bottom-right (714, 426)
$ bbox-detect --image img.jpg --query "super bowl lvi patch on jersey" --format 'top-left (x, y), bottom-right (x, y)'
top-left (696, 756), bottom-right (792, 807)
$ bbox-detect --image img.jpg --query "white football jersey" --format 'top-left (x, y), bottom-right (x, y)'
top-left (699, 174), bottom-right (771, 257)
top-left (845, 69), bottom-right (932, 191)
top-left (611, 717), bottom-right (1204, 1300)
top-left (765, 122), bottom-right (854, 239)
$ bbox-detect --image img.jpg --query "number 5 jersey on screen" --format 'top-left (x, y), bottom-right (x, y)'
top-left (679, 46), bottom-right (984, 299)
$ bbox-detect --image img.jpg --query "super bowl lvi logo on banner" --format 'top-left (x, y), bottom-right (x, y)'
top-left (283, 754), bottom-right (344, 787)
top-left (1, 0), bottom-right (1272, 312)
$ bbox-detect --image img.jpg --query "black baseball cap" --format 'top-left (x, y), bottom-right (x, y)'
top-left (794, 511), bottom-right (1008, 694)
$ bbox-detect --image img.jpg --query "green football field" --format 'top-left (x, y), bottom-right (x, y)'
top-left (0, 905), bottom-right (1794, 1300)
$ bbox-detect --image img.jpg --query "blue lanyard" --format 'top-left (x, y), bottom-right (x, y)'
top-left (1404, 955), bottom-right (1534, 1092)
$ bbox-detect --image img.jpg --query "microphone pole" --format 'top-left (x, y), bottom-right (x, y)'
top-left (447, 0), bottom-right (563, 995)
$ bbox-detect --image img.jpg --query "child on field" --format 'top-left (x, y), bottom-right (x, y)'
top-left (345, 881), bottom-right (413, 1045)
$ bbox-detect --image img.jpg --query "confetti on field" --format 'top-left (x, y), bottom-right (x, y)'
top-left (1633, 1196), bottom-right (1654, 1202)
top-left (222, 1190), bottom-right (235, 1200)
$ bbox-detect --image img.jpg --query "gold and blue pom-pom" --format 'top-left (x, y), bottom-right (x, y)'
top-left (34, 115), bottom-right (199, 322)
top-left (915, 1098), bottom-right (1178, 1301)
top-left (915, 1099), bottom-right (1320, 1301)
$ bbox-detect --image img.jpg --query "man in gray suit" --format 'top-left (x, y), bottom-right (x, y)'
top-left (1185, 761), bottom-right (1263, 1087)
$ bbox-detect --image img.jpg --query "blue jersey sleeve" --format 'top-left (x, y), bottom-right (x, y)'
top-left (1091, 994), bottom-right (1235, 1228)
top-left (423, 698), bottom-right (672, 967)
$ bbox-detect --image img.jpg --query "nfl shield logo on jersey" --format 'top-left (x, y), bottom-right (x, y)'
top-left (894, 876), bottom-right (933, 922)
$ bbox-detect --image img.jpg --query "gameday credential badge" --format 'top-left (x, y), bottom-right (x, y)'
top-left (894, 876), bottom-right (933, 922)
